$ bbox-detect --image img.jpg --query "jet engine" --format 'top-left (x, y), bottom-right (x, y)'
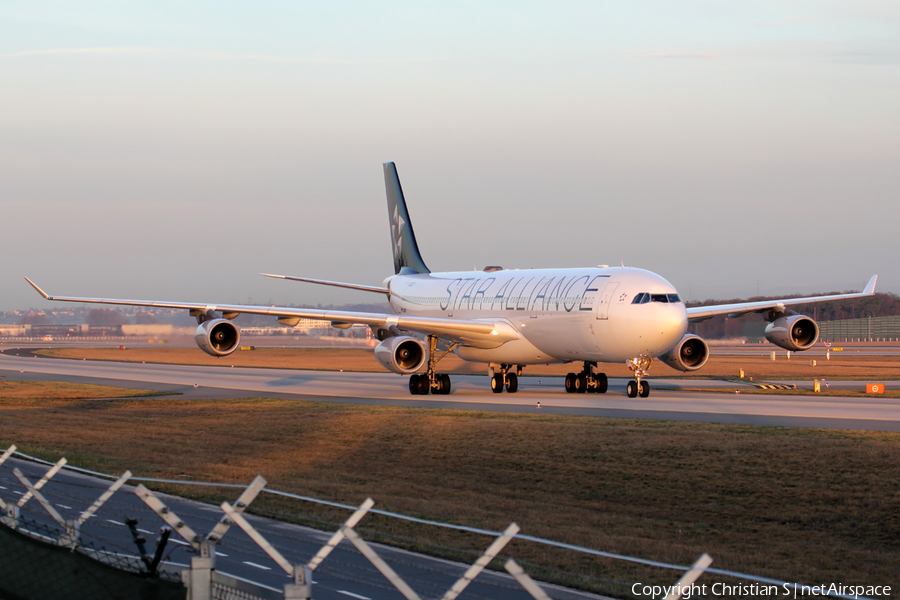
top-left (660, 334), bottom-right (709, 372)
top-left (374, 336), bottom-right (426, 375)
top-left (194, 319), bottom-right (241, 357)
top-left (765, 315), bottom-right (818, 351)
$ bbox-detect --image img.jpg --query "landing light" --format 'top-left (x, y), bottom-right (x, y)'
top-left (491, 330), bottom-right (499, 336)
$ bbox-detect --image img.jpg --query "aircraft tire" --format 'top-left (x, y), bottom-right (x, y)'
top-left (575, 373), bottom-right (587, 393)
top-left (639, 380), bottom-right (650, 398)
top-left (491, 373), bottom-right (504, 393)
top-left (596, 373), bottom-right (608, 393)
top-left (506, 373), bottom-right (518, 393)
top-left (627, 381), bottom-right (638, 398)
top-left (440, 374), bottom-right (451, 395)
top-left (409, 375), bottom-right (420, 395)
top-left (564, 373), bottom-right (576, 393)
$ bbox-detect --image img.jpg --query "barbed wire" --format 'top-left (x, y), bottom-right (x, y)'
top-left (7, 449), bottom-right (879, 600)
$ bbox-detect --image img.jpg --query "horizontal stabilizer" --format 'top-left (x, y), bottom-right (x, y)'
top-left (260, 273), bottom-right (389, 295)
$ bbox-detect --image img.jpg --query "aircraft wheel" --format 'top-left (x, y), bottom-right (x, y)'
top-left (409, 374), bottom-right (420, 395)
top-left (626, 381), bottom-right (638, 398)
top-left (596, 373), bottom-right (608, 394)
top-left (586, 376), bottom-right (597, 393)
top-left (564, 373), bottom-right (576, 393)
top-left (506, 373), bottom-right (518, 393)
top-left (491, 373), bottom-right (504, 393)
top-left (440, 374), bottom-right (451, 395)
top-left (639, 380), bottom-right (650, 398)
top-left (575, 373), bottom-right (587, 393)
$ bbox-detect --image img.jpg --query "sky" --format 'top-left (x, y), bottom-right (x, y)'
top-left (1, 1), bottom-right (898, 312)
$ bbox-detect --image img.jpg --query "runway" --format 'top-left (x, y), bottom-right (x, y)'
top-left (2, 349), bottom-right (899, 431)
top-left (0, 456), bottom-right (605, 600)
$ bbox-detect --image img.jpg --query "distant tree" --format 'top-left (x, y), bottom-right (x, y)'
top-left (86, 308), bottom-right (127, 327)
top-left (133, 312), bottom-right (159, 324)
top-left (18, 312), bottom-right (52, 325)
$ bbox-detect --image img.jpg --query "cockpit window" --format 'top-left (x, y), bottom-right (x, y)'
top-left (634, 292), bottom-right (681, 304)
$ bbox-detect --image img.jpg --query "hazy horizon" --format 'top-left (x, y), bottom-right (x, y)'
top-left (2, 2), bottom-right (898, 312)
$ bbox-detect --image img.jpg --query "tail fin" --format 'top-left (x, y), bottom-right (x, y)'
top-left (384, 162), bottom-right (430, 275)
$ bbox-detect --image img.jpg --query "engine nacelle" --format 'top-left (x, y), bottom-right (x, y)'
top-left (660, 334), bottom-right (709, 372)
top-left (194, 319), bottom-right (241, 357)
top-left (765, 315), bottom-right (818, 351)
top-left (374, 336), bottom-right (426, 374)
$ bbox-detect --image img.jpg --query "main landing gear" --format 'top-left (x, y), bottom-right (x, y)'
top-left (408, 335), bottom-right (457, 396)
top-left (626, 356), bottom-right (652, 398)
top-left (490, 364), bottom-right (520, 393)
top-left (564, 362), bottom-right (608, 394)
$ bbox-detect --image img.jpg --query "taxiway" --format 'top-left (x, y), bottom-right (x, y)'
top-left (2, 349), bottom-right (898, 431)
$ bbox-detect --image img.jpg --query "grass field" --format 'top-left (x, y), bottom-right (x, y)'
top-left (34, 345), bottom-right (900, 382)
top-left (1, 382), bottom-right (897, 597)
top-left (0, 379), bottom-right (175, 400)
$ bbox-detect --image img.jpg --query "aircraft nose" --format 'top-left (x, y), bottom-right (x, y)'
top-left (657, 304), bottom-right (688, 349)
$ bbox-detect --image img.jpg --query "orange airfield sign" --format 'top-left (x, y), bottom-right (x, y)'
top-left (866, 383), bottom-right (885, 394)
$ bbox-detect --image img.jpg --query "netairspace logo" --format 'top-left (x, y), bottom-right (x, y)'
top-left (631, 582), bottom-right (892, 599)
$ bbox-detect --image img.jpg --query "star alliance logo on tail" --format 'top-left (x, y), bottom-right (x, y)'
top-left (392, 204), bottom-right (405, 261)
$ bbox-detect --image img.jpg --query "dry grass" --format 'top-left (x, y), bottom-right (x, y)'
top-left (1, 388), bottom-right (897, 597)
top-left (0, 380), bottom-right (172, 401)
top-left (35, 346), bottom-right (900, 382)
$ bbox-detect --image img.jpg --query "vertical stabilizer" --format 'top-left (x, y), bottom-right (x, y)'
top-left (384, 162), bottom-right (430, 275)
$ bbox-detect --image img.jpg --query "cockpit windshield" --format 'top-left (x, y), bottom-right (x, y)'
top-left (632, 292), bottom-right (681, 304)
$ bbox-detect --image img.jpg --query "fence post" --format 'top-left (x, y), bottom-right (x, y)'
top-left (12, 468), bottom-right (76, 548)
top-left (16, 457), bottom-right (67, 507)
top-left (504, 559), bottom-right (552, 600)
top-left (135, 484), bottom-right (211, 600)
top-left (663, 553), bottom-right (713, 600)
top-left (442, 523), bottom-right (520, 600)
top-left (219, 500), bottom-right (312, 600)
top-left (341, 525), bottom-right (423, 600)
top-left (0, 495), bottom-right (19, 529)
top-left (189, 540), bottom-right (215, 600)
top-left (137, 475), bottom-right (268, 600)
top-left (308, 497), bottom-right (374, 571)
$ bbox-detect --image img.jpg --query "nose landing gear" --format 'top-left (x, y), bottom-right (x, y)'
top-left (626, 356), bottom-right (652, 398)
top-left (564, 362), bottom-right (608, 394)
top-left (489, 364), bottom-right (521, 393)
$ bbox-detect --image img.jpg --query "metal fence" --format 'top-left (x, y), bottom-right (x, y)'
top-left (0, 445), bottom-right (880, 600)
top-left (817, 315), bottom-right (900, 342)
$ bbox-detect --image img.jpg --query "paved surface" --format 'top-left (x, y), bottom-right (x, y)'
top-left (2, 349), bottom-right (900, 431)
top-left (0, 456), bottom-right (609, 600)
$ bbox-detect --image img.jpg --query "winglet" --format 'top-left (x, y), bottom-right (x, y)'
top-left (864, 275), bottom-right (878, 295)
top-left (24, 277), bottom-right (50, 300)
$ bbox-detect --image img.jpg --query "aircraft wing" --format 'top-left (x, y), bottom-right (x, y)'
top-left (685, 275), bottom-right (877, 323)
top-left (24, 278), bottom-right (519, 349)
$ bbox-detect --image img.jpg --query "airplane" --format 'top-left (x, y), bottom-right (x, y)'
top-left (26, 162), bottom-right (877, 398)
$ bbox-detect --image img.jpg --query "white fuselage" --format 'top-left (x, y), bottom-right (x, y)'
top-left (387, 266), bottom-right (688, 365)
